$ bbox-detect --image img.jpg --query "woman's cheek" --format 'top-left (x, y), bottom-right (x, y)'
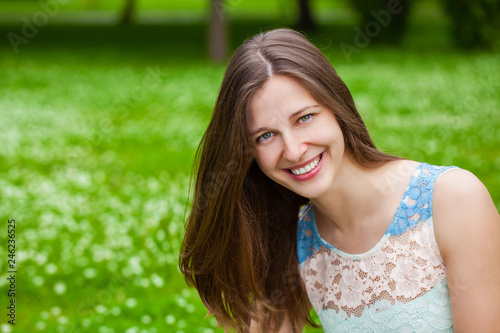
top-left (315, 122), bottom-right (342, 144)
top-left (256, 145), bottom-right (282, 173)
top-left (254, 147), bottom-right (273, 172)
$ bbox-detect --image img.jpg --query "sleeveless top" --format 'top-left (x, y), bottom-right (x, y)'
top-left (297, 163), bottom-right (457, 332)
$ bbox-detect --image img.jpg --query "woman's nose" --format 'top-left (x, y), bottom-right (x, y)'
top-left (282, 133), bottom-right (307, 162)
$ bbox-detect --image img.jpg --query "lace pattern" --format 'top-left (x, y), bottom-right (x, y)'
top-left (302, 221), bottom-right (446, 317)
top-left (320, 279), bottom-right (453, 332)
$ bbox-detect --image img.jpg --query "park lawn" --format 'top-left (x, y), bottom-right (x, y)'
top-left (0, 11), bottom-right (499, 333)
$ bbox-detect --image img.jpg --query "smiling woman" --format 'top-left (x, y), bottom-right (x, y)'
top-left (179, 28), bottom-right (500, 332)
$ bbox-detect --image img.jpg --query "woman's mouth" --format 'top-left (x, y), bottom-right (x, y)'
top-left (285, 152), bottom-right (324, 181)
top-left (289, 154), bottom-right (322, 175)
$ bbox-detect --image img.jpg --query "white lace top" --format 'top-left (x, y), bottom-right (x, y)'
top-left (297, 163), bottom-right (457, 332)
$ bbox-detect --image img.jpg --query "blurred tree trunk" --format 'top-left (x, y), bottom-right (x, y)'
top-left (209, 0), bottom-right (228, 61)
top-left (297, 0), bottom-right (316, 30)
top-left (120, 0), bottom-right (135, 25)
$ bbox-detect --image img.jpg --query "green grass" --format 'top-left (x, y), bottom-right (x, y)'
top-left (0, 0), bottom-right (348, 12)
top-left (0, 4), bottom-right (499, 333)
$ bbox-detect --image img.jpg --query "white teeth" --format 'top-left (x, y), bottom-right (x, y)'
top-left (290, 155), bottom-right (321, 176)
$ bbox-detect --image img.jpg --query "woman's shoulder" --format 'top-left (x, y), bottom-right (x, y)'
top-left (433, 167), bottom-right (489, 208)
top-left (432, 165), bottom-right (494, 226)
top-left (432, 166), bottom-right (499, 260)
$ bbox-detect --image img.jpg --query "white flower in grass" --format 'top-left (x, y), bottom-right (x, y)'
top-left (168, 222), bottom-right (178, 237)
top-left (83, 267), bottom-right (97, 279)
top-left (135, 277), bottom-right (150, 288)
top-left (141, 315), bottom-right (152, 324)
top-left (39, 311), bottom-right (50, 320)
top-left (208, 317), bottom-right (218, 327)
top-left (151, 273), bottom-right (164, 287)
top-left (110, 306), bottom-right (121, 316)
top-left (125, 297), bottom-right (138, 308)
top-left (50, 306), bottom-right (61, 316)
top-left (95, 305), bottom-right (107, 314)
top-left (107, 261), bottom-right (118, 271)
top-left (175, 296), bottom-right (187, 307)
top-left (35, 321), bottom-right (46, 330)
top-left (181, 289), bottom-right (191, 298)
top-left (81, 318), bottom-right (92, 327)
top-left (1, 324), bottom-right (12, 332)
top-left (75, 256), bottom-right (89, 267)
top-left (156, 229), bottom-right (165, 241)
top-left (45, 263), bottom-right (57, 275)
top-left (125, 327), bottom-right (139, 333)
top-left (177, 320), bottom-right (187, 328)
top-left (98, 325), bottom-right (113, 333)
top-left (54, 281), bottom-right (66, 295)
top-left (127, 256), bottom-right (143, 275)
top-left (165, 314), bottom-right (175, 324)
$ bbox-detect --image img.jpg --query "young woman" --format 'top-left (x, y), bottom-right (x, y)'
top-left (179, 28), bottom-right (500, 332)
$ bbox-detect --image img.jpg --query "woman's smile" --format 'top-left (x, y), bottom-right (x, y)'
top-left (285, 152), bottom-right (324, 180)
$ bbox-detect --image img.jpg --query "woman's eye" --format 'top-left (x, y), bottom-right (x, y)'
top-left (298, 114), bottom-right (312, 123)
top-left (257, 132), bottom-right (273, 143)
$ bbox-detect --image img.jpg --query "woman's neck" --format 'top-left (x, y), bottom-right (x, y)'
top-left (310, 155), bottom-right (418, 236)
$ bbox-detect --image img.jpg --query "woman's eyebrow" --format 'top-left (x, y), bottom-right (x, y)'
top-left (250, 126), bottom-right (270, 137)
top-left (288, 104), bottom-right (320, 120)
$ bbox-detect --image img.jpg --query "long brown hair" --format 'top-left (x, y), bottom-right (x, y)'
top-left (179, 28), bottom-right (399, 332)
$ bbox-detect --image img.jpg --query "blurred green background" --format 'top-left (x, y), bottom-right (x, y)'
top-left (0, 0), bottom-right (499, 332)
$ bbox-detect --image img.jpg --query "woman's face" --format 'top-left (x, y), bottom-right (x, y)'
top-left (248, 75), bottom-right (346, 199)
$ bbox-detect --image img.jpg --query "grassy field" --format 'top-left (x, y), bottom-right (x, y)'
top-left (0, 2), bottom-right (499, 332)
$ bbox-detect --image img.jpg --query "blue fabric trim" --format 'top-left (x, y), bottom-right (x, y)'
top-left (297, 203), bottom-right (321, 264)
top-left (385, 163), bottom-right (457, 236)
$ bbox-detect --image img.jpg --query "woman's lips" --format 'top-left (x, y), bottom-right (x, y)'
top-left (285, 152), bottom-right (324, 181)
top-left (288, 154), bottom-right (321, 175)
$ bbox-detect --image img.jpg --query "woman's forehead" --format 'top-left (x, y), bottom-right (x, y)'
top-left (249, 76), bottom-right (317, 113)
